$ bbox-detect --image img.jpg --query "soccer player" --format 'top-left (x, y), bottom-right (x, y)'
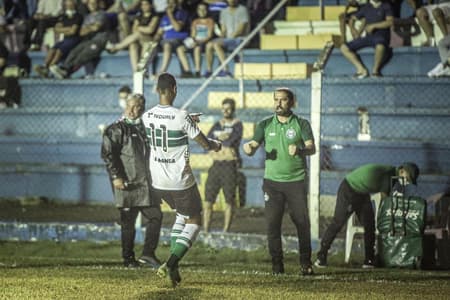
top-left (243, 87), bottom-right (316, 276)
top-left (142, 72), bottom-right (222, 287)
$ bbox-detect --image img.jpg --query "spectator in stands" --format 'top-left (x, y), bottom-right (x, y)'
top-left (188, 1), bottom-right (214, 77)
top-left (101, 93), bottom-right (163, 269)
top-left (204, 0), bottom-right (249, 77)
top-left (106, 0), bottom-right (159, 73)
top-left (49, 0), bottom-right (111, 79)
top-left (246, 0), bottom-right (273, 48)
top-left (106, 0), bottom-right (141, 41)
top-left (33, 0), bottom-right (83, 78)
top-left (243, 87), bottom-right (316, 276)
top-left (203, 97), bottom-right (243, 233)
top-left (416, 2), bottom-right (450, 46)
top-left (338, 0), bottom-right (365, 44)
top-left (427, 34), bottom-right (450, 77)
top-left (28, 0), bottom-right (63, 51)
top-left (340, 0), bottom-right (394, 78)
top-left (153, 0), bottom-right (168, 17)
top-left (314, 163), bottom-right (419, 269)
top-left (118, 84), bottom-right (131, 108)
top-left (155, 0), bottom-right (193, 77)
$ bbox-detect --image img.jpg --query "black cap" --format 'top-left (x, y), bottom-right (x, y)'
top-left (399, 162), bottom-right (420, 185)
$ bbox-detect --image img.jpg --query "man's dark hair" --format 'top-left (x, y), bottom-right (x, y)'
top-left (119, 85), bottom-right (132, 94)
top-left (157, 72), bottom-right (176, 91)
top-left (222, 98), bottom-right (236, 111)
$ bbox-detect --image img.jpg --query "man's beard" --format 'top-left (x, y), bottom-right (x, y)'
top-left (276, 108), bottom-right (291, 117)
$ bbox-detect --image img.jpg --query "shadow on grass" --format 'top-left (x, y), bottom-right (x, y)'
top-left (137, 287), bottom-right (201, 300)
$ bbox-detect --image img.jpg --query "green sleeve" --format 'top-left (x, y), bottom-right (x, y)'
top-left (299, 118), bottom-right (314, 141)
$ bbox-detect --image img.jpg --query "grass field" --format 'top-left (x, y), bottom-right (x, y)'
top-left (1, 241), bottom-right (450, 300)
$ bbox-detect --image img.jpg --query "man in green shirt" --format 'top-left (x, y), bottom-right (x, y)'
top-left (314, 162), bottom-right (419, 268)
top-left (243, 87), bottom-right (316, 276)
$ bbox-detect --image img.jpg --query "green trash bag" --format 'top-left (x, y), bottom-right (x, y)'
top-left (377, 189), bottom-right (427, 268)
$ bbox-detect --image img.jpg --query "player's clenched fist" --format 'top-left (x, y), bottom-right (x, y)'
top-left (208, 138), bottom-right (222, 152)
top-left (288, 144), bottom-right (297, 156)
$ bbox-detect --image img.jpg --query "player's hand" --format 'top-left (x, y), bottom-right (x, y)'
top-left (113, 178), bottom-right (126, 190)
top-left (209, 139), bottom-right (222, 152)
top-left (189, 112), bottom-right (202, 123)
top-left (243, 142), bottom-right (254, 155)
top-left (288, 144), bottom-right (298, 156)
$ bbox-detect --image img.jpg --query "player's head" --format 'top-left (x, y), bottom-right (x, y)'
top-left (124, 93), bottom-right (146, 121)
top-left (156, 72), bottom-right (177, 104)
top-left (222, 98), bottom-right (236, 119)
top-left (274, 87), bottom-right (295, 117)
top-left (397, 162), bottom-right (420, 185)
top-left (118, 85), bottom-right (132, 109)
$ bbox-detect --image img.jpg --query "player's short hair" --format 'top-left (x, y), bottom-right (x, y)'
top-left (157, 72), bottom-right (176, 91)
top-left (222, 98), bottom-right (236, 111)
top-left (119, 85), bottom-right (132, 94)
top-left (127, 93), bottom-right (146, 107)
top-left (275, 87), bottom-right (296, 107)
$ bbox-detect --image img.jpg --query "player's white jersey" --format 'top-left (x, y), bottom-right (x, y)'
top-left (142, 104), bottom-right (200, 190)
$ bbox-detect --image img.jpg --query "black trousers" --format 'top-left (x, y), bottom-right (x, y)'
top-left (263, 179), bottom-right (312, 266)
top-left (320, 179), bottom-right (375, 261)
top-left (119, 206), bottom-right (162, 260)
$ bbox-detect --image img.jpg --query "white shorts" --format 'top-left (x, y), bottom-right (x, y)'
top-left (424, 3), bottom-right (450, 20)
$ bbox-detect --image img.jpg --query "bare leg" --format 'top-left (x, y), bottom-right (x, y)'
top-left (340, 44), bottom-right (368, 74)
top-left (433, 8), bottom-right (448, 37)
top-left (213, 41), bottom-right (228, 71)
top-left (48, 49), bottom-right (62, 66)
top-left (114, 32), bottom-right (141, 51)
top-left (159, 42), bottom-right (172, 73)
top-left (44, 48), bottom-right (56, 66)
top-left (129, 42), bottom-right (139, 72)
top-left (193, 45), bottom-right (201, 73)
top-left (416, 7), bottom-right (434, 45)
top-left (205, 41), bottom-right (214, 73)
top-left (223, 202), bottom-right (234, 233)
top-left (372, 44), bottom-right (386, 74)
top-left (203, 202), bottom-right (213, 233)
top-left (176, 45), bottom-right (191, 72)
top-left (118, 11), bottom-right (131, 41)
top-left (339, 13), bottom-right (347, 43)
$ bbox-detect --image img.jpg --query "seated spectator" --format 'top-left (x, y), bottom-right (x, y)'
top-left (155, 0), bottom-right (193, 77)
top-left (49, 0), bottom-right (111, 79)
top-left (340, 0), bottom-right (394, 78)
top-left (416, 1), bottom-right (450, 46)
top-left (28, 0), bottom-right (63, 51)
top-left (106, 0), bottom-right (159, 73)
top-left (204, 0), bottom-right (249, 77)
top-left (106, 0), bottom-right (141, 41)
top-left (246, 0), bottom-right (273, 48)
top-left (34, 0), bottom-right (83, 78)
top-left (189, 1), bottom-right (214, 77)
top-left (427, 34), bottom-right (450, 77)
top-left (339, 0), bottom-right (366, 44)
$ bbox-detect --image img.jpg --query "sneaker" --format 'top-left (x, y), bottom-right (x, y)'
top-left (352, 71), bottom-right (368, 79)
top-left (272, 263), bottom-right (285, 275)
top-left (300, 264), bottom-right (314, 276)
top-left (157, 262), bottom-right (181, 287)
top-left (362, 259), bottom-right (375, 269)
top-left (427, 62), bottom-right (444, 78)
top-left (434, 65), bottom-right (450, 77)
top-left (371, 72), bottom-right (383, 78)
top-left (123, 258), bottom-right (140, 268)
top-left (33, 65), bottom-right (49, 78)
top-left (49, 65), bottom-right (67, 79)
top-left (138, 255), bottom-right (161, 269)
top-left (180, 71), bottom-right (194, 78)
top-left (29, 44), bottom-right (40, 51)
top-left (314, 253), bottom-right (328, 268)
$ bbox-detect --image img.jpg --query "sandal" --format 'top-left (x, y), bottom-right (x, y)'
top-left (352, 72), bottom-right (368, 79)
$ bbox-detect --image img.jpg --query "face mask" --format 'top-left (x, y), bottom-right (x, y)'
top-left (119, 98), bottom-right (127, 109)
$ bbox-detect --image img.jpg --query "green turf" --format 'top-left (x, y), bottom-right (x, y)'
top-left (0, 241), bottom-right (449, 299)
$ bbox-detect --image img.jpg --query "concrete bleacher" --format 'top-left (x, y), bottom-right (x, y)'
top-left (1, 43), bottom-right (449, 205)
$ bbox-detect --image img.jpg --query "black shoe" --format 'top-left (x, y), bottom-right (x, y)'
top-left (272, 263), bottom-right (285, 275)
top-left (180, 71), bottom-right (194, 78)
top-left (138, 255), bottom-right (161, 269)
top-left (314, 252), bottom-right (328, 268)
top-left (123, 258), bottom-right (140, 268)
top-left (300, 264), bottom-right (314, 276)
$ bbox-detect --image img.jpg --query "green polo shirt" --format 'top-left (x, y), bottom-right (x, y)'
top-left (345, 164), bottom-right (397, 194)
top-left (253, 114), bottom-right (314, 182)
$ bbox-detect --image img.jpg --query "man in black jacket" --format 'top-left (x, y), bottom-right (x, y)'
top-left (101, 93), bottom-right (162, 268)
